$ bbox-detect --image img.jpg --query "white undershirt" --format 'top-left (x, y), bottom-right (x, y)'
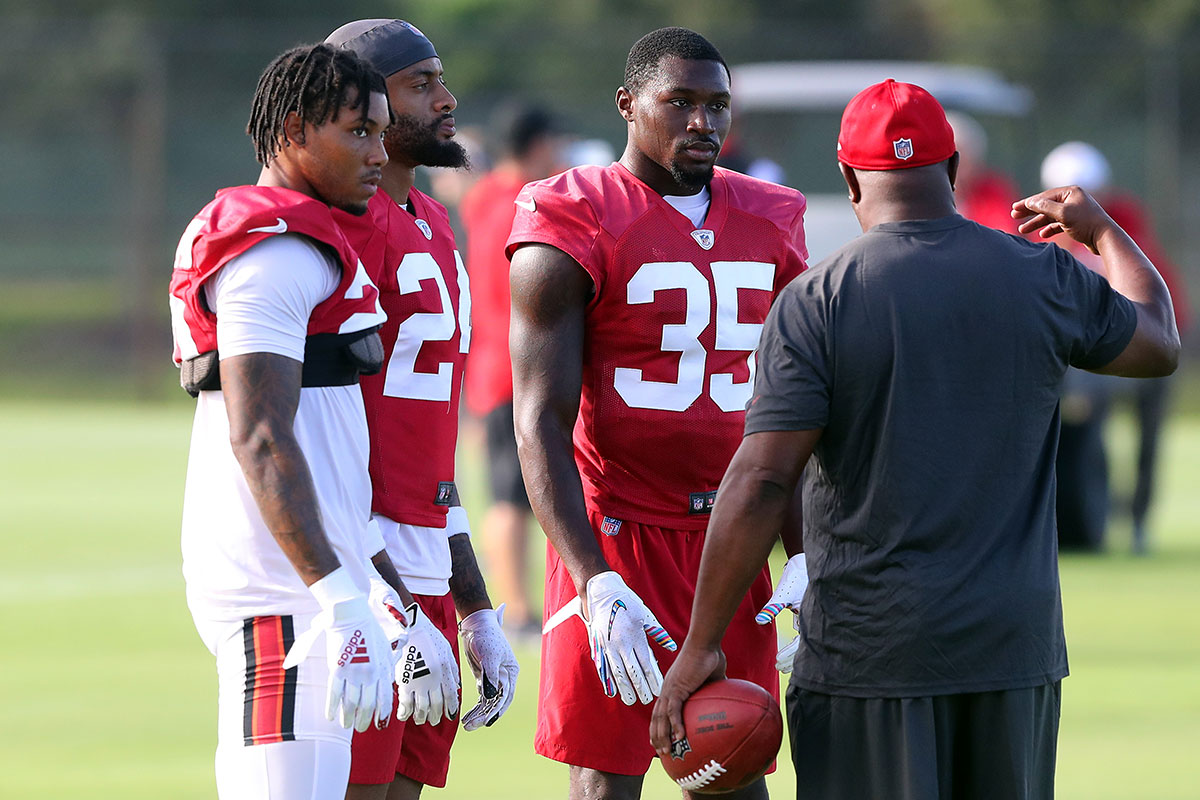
top-left (204, 234), bottom-right (339, 361)
top-left (662, 187), bottom-right (712, 228)
top-left (182, 234), bottom-right (381, 622)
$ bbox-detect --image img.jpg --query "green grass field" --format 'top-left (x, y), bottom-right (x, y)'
top-left (1, 398), bottom-right (1197, 798)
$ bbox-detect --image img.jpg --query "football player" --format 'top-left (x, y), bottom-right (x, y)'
top-left (508, 27), bottom-right (809, 800)
top-left (171, 44), bottom-right (396, 799)
top-left (325, 19), bottom-right (519, 800)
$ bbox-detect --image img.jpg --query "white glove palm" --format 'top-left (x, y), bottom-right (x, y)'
top-left (754, 553), bottom-right (809, 673)
top-left (459, 604), bottom-right (520, 731)
top-left (396, 602), bottom-right (461, 726)
top-left (283, 569), bottom-right (394, 732)
top-left (585, 571), bottom-right (677, 706)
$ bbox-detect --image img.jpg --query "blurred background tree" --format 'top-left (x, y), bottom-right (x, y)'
top-left (0, 0), bottom-right (1196, 399)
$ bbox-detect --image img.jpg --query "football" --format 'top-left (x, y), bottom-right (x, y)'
top-left (659, 679), bottom-right (783, 794)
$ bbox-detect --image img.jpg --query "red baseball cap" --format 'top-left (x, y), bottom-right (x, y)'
top-left (837, 79), bottom-right (956, 170)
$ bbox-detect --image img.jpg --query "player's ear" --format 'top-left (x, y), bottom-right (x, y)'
top-left (616, 86), bottom-right (635, 122)
top-left (839, 162), bottom-right (861, 205)
top-left (947, 151), bottom-right (960, 191)
top-left (282, 110), bottom-right (307, 149)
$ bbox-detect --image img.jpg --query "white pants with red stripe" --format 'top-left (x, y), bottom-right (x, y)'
top-left (196, 612), bottom-right (353, 799)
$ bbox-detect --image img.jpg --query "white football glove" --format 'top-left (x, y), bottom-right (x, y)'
top-left (584, 571), bottom-right (677, 706)
top-left (459, 604), bottom-right (520, 731)
top-left (396, 602), bottom-right (461, 726)
top-left (754, 553), bottom-right (809, 673)
top-left (283, 567), bottom-right (394, 732)
top-left (367, 575), bottom-right (410, 658)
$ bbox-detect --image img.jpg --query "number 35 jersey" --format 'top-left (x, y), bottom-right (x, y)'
top-left (335, 188), bottom-right (470, 528)
top-left (507, 163), bottom-right (807, 529)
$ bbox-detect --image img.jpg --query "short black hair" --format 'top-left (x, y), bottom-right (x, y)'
top-left (623, 27), bottom-right (728, 96)
top-left (502, 106), bottom-right (558, 159)
top-left (247, 43), bottom-right (388, 166)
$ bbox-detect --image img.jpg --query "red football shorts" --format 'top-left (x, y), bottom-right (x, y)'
top-left (536, 508), bottom-right (778, 775)
top-left (349, 592), bottom-right (462, 788)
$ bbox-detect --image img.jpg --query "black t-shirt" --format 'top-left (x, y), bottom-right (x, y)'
top-left (747, 215), bottom-right (1137, 697)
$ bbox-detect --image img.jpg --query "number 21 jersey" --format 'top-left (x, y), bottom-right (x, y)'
top-left (507, 163), bottom-right (808, 529)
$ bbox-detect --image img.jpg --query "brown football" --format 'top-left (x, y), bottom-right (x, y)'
top-left (659, 678), bottom-right (783, 794)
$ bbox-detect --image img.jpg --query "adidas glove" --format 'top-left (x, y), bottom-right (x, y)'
top-left (283, 567), bottom-right (394, 732)
top-left (396, 602), bottom-right (461, 726)
top-left (367, 575), bottom-right (410, 659)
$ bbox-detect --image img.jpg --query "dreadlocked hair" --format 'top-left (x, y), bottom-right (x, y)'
top-left (247, 43), bottom-right (388, 166)
top-left (623, 27), bottom-right (728, 96)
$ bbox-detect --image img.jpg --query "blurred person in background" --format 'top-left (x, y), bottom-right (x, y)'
top-left (718, 127), bottom-right (787, 185)
top-left (1042, 141), bottom-right (1191, 553)
top-left (460, 106), bottom-right (567, 639)
top-left (326, 18), bottom-right (519, 800)
top-left (169, 44), bottom-right (397, 799)
top-left (946, 111), bottom-right (1021, 233)
top-left (654, 79), bottom-right (1180, 800)
top-left (508, 27), bottom-right (809, 800)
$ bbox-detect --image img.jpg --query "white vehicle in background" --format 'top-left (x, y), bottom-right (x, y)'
top-left (729, 61), bottom-right (1032, 262)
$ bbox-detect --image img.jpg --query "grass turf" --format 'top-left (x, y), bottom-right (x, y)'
top-left (0, 398), bottom-right (1197, 798)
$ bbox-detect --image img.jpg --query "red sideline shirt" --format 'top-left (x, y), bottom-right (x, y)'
top-left (507, 163), bottom-right (808, 529)
top-left (334, 188), bottom-right (470, 527)
top-left (460, 169), bottom-right (527, 417)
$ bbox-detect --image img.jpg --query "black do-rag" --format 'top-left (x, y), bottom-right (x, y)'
top-left (325, 19), bottom-right (438, 77)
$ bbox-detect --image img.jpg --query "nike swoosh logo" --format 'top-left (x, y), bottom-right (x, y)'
top-left (248, 218), bottom-right (288, 234)
top-left (514, 197), bottom-right (536, 213)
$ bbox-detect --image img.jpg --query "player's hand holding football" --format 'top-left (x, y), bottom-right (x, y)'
top-left (458, 604), bottom-right (520, 730)
top-left (754, 553), bottom-right (809, 673)
top-left (649, 642), bottom-right (726, 756)
top-left (1012, 185), bottom-right (1117, 255)
top-left (584, 571), bottom-right (678, 705)
top-left (284, 566), bottom-right (395, 732)
top-left (396, 602), bottom-right (461, 725)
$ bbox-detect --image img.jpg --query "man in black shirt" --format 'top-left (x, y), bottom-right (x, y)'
top-left (651, 79), bottom-right (1180, 798)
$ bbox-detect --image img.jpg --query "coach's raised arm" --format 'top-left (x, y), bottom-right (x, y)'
top-left (1013, 184), bottom-right (1180, 376)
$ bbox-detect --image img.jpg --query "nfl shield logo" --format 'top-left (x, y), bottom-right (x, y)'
top-left (669, 737), bottom-right (692, 760)
top-left (415, 219), bottom-right (433, 240)
top-left (893, 138), bottom-right (914, 161)
top-left (691, 229), bottom-right (715, 250)
top-left (601, 516), bottom-right (622, 536)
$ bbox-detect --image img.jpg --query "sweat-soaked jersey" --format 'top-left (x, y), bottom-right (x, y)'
top-left (335, 188), bottom-right (471, 528)
top-left (507, 163), bottom-right (808, 529)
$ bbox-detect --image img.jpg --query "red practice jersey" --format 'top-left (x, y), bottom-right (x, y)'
top-left (507, 164), bottom-right (808, 529)
top-left (170, 185), bottom-right (382, 365)
top-left (335, 188), bottom-right (470, 527)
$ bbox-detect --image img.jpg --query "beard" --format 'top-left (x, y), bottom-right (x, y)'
top-left (667, 159), bottom-right (715, 192)
top-left (385, 113), bottom-right (469, 168)
top-left (667, 139), bottom-right (720, 192)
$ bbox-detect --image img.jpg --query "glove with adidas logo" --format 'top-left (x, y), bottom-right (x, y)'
top-left (283, 566), bottom-right (394, 732)
top-left (396, 602), bottom-right (461, 726)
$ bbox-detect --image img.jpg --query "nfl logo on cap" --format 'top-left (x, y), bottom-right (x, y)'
top-left (893, 138), bottom-right (914, 160)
